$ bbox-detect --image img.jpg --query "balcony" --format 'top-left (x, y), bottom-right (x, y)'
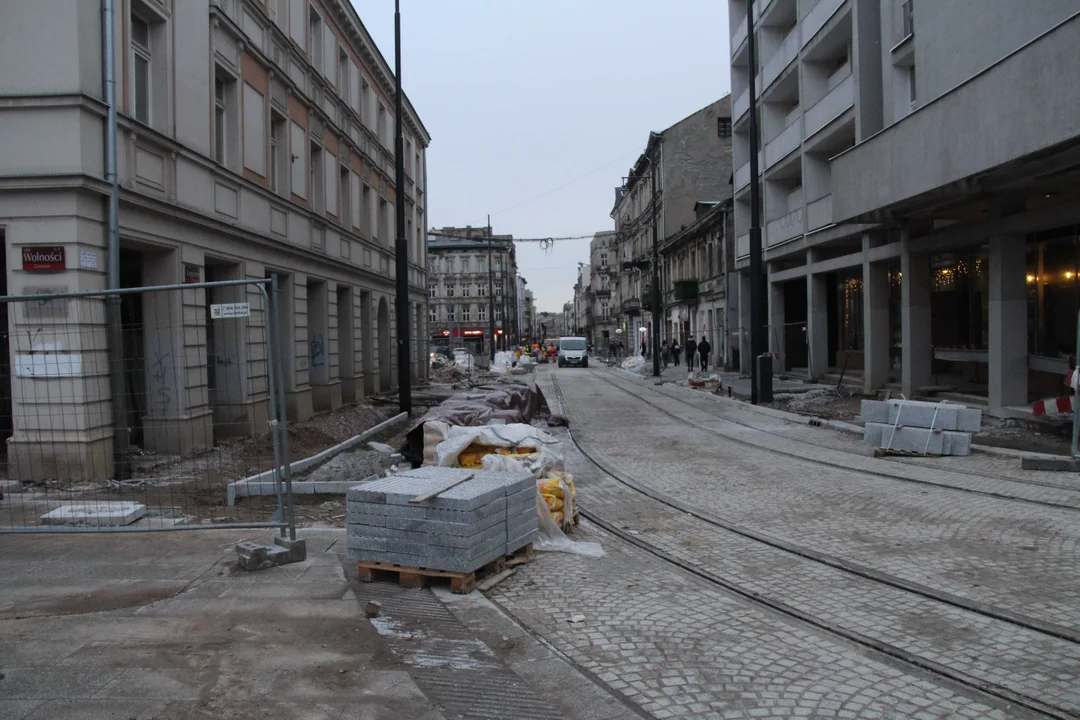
top-left (673, 280), bottom-right (700, 302)
top-left (765, 119), bottom-right (801, 169)
top-left (735, 162), bottom-right (751, 191)
top-left (736, 232), bottom-right (750, 260)
top-left (766, 207), bottom-right (804, 247)
top-left (734, 89), bottom-right (750, 120)
top-left (733, 14), bottom-right (748, 50)
top-left (594, 287), bottom-right (612, 298)
top-left (763, 26), bottom-right (800, 91)
top-left (621, 298), bottom-right (642, 315)
top-left (805, 72), bottom-right (853, 138)
top-left (807, 194), bottom-right (833, 231)
top-left (802, 0), bottom-right (846, 48)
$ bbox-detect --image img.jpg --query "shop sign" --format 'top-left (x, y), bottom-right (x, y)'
top-left (22, 246), bottom-right (66, 271)
top-left (184, 264), bottom-right (201, 283)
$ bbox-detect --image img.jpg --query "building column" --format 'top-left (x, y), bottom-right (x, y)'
top-left (988, 234), bottom-right (1027, 410)
top-left (738, 270), bottom-right (752, 374)
top-left (807, 251), bottom-right (828, 379)
top-left (863, 234), bottom-right (891, 394)
top-left (768, 271), bottom-right (785, 371)
top-left (901, 233), bottom-right (932, 398)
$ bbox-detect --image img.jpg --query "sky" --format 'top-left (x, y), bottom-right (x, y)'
top-left (351, 1), bottom-right (731, 312)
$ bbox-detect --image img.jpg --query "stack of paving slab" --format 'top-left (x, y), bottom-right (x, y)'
top-left (346, 467), bottom-right (538, 573)
top-left (861, 399), bottom-right (981, 456)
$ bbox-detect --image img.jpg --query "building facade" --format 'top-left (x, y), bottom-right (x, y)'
top-left (730, 0), bottom-right (1080, 412)
top-left (610, 97), bottom-right (734, 356)
top-left (426, 226), bottom-right (517, 356)
top-left (586, 231), bottom-right (617, 351)
top-left (659, 200), bottom-right (737, 369)
top-left (0, 0), bottom-right (429, 481)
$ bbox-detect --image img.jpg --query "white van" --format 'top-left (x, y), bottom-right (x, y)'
top-left (557, 336), bottom-right (588, 368)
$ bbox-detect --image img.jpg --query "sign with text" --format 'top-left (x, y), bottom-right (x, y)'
top-left (209, 302), bottom-right (250, 319)
top-left (22, 246), bottom-right (66, 271)
top-left (184, 264), bottom-right (200, 283)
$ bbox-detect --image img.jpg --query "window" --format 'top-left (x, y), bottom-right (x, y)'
top-left (415, 152), bottom-right (422, 186)
top-left (495, 281), bottom-right (503, 296)
top-left (131, 13), bottom-right (151, 124)
top-left (360, 78), bottom-right (371, 127)
top-left (429, 305), bottom-right (437, 323)
top-left (270, 112), bottom-right (287, 194)
top-left (902, 0), bottom-right (914, 38)
top-left (601, 302), bottom-right (610, 319)
top-left (446, 283), bottom-right (455, 298)
top-left (462, 305), bottom-right (472, 322)
top-left (478, 305), bottom-right (487, 322)
top-left (477, 283), bottom-right (486, 297)
top-left (290, 121), bottom-right (307, 198)
top-left (377, 198), bottom-right (388, 241)
top-left (349, 170), bottom-right (361, 229)
top-left (496, 306), bottom-right (504, 321)
top-left (309, 7), bottom-right (322, 72)
top-left (339, 165), bottom-right (350, 223)
top-left (338, 48), bottom-right (350, 102)
top-left (717, 116), bottom-right (732, 137)
top-left (477, 256), bottom-right (486, 273)
top-left (377, 103), bottom-right (387, 146)
top-left (211, 76), bottom-right (228, 166)
top-left (405, 139), bottom-right (412, 176)
top-left (428, 284), bottom-right (436, 298)
top-left (447, 306), bottom-right (455, 322)
top-left (462, 284), bottom-right (471, 298)
top-left (310, 141), bottom-right (324, 212)
top-left (361, 184), bottom-right (372, 236)
top-left (600, 252), bottom-right (608, 266)
top-left (495, 258), bottom-right (503, 272)
top-left (461, 257), bottom-right (470, 273)
top-left (908, 65), bottom-right (917, 104)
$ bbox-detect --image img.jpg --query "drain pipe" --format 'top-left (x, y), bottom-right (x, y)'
top-left (103, 0), bottom-right (130, 479)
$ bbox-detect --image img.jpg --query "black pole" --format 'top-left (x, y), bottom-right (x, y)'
top-left (393, 0), bottom-right (411, 415)
top-left (650, 148), bottom-right (662, 377)
top-left (747, 0), bottom-right (764, 404)
top-left (488, 214), bottom-right (495, 361)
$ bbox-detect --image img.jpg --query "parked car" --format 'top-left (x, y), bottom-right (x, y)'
top-left (557, 336), bottom-right (588, 368)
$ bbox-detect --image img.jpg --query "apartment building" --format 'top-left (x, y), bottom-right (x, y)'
top-left (427, 226), bottom-right (517, 355)
top-left (610, 96), bottom-right (734, 354)
top-left (730, 0), bottom-right (1080, 413)
top-left (659, 200), bottom-right (737, 369)
top-left (571, 262), bottom-right (590, 338)
top-left (0, 0), bottom-right (429, 481)
top-left (523, 288), bottom-right (536, 343)
top-left (586, 231), bottom-right (617, 350)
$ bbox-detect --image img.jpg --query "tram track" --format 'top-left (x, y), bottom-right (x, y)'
top-left (590, 368), bottom-right (1080, 512)
top-left (547, 370), bottom-right (1080, 720)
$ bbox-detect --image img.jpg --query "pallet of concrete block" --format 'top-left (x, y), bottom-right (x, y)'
top-left (861, 399), bottom-right (980, 456)
top-left (347, 467), bottom-right (538, 593)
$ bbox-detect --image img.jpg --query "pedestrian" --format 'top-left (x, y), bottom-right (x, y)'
top-left (698, 335), bottom-right (711, 372)
top-left (661, 340), bottom-right (671, 368)
top-left (640, 340), bottom-right (647, 357)
top-left (685, 336), bottom-right (698, 372)
top-left (671, 339), bottom-right (681, 366)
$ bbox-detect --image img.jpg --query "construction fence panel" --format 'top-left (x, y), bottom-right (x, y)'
top-left (0, 279), bottom-right (294, 534)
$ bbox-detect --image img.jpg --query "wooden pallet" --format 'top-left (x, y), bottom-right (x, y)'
top-left (357, 543), bottom-right (534, 594)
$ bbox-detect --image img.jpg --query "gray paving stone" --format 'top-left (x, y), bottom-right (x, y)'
top-left (861, 399), bottom-right (982, 432)
top-left (346, 521), bottom-right (507, 553)
top-left (864, 423), bottom-right (972, 455)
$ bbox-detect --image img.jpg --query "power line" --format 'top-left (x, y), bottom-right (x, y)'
top-left (488, 150), bottom-right (641, 218)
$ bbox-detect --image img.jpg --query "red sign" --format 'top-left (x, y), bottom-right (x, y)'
top-left (184, 264), bottom-right (200, 284)
top-left (22, 246), bottom-right (65, 271)
top-left (462, 329), bottom-right (484, 337)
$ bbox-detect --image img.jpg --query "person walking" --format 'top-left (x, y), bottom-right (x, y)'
top-left (685, 336), bottom-right (698, 372)
top-left (671, 339), bottom-right (681, 366)
top-left (661, 340), bottom-right (671, 368)
top-left (698, 335), bottom-right (712, 372)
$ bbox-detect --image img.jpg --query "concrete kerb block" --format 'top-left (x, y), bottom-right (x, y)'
top-left (226, 412), bottom-right (408, 505)
top-left (1020, 456), bottom-right (1080, 471)
top-left (40, 502), bottom-right (146, 527)
top-left (346, 520), bottom-right (508, 551)
top-left (235, 535), bottom-right (307, 571)
top-left (864, 423), bottom-right (972, 456)
top-left (860, 399), bottom-right (981, 432)
top-left (0, 480), bottom-right (21, 494)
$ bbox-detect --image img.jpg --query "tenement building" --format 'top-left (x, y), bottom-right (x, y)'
top-left (427, 226), bottom-right (518, 355)
top-left (0, 0), bottom-right (430, 481)
top-left (730, 0), bottom-right (1080, 412)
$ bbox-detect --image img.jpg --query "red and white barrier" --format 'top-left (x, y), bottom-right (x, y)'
top-left (1032, 396), bottom-right (1074, 417)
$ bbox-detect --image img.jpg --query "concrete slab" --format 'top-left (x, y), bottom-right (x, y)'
top-left (346, 507), bottom-right (507, 535)
top-left (861, 399), bottom-right (982, 432)
top-left (865, 423), bottom-right (972, 456)
top-left (39, 502), bottom-right (146, 527)
top-left (346, 521), bottom-right (507, 553)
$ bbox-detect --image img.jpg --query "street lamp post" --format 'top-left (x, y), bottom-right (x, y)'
top-left (393, 0), bottom-right (411, 415)
top-left (747, 0), bottom-right (768, 404)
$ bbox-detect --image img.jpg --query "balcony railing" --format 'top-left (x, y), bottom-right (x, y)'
top-left (621, 298), bottom-right (642, 315)
top-left (594, 287), bottom-right (612, 297)
top-left (673, 280), bottom-right (700, 302)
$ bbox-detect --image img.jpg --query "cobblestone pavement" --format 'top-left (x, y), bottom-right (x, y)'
top-left (490, 520), bottom-right (1020, 719)
top-left (478, 366), bottom-right (1080, 718)
top-left (552, 368), bottom-right (1080, 635)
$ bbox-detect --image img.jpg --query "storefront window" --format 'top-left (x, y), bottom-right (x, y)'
top-left (838, 270), bottom-right (863, 351)
top-left (1028, 228), bottom-right (1080, 358)
top-left (929, 247), bottom-right (988, 350)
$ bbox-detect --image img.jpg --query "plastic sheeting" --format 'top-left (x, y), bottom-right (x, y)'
top-left (621, 355), bottom-right (648, 375)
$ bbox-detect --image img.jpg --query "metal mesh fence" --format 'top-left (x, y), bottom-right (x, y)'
top-left (0, 279), bottom-right (292, 533)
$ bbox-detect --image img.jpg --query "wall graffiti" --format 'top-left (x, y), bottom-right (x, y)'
top-left (310, 333), bottom-right (325, 368)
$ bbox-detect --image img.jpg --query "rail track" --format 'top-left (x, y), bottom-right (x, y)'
top-left (547, 370), bottom-right (1080, 720)
top-left (588, 368), bottom-right (1080, 512)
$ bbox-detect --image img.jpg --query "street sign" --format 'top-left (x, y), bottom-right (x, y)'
top-left (209, 302), bottom-right (250, 319)
top-left (22, 246), bottom-right (65, 271)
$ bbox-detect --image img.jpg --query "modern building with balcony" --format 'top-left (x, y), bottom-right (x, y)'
top-left (730, 0), bottom-right (1080, 414)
